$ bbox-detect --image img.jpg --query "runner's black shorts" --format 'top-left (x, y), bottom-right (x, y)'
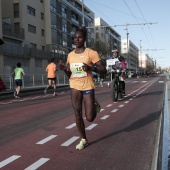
top-left (15, 79), bottom-right (22, 86)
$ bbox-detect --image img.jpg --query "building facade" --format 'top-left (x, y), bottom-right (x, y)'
top-left (121, 39), bottom-right (139, 70)
top-left (0, 0), bottom-right (94, 77)
top-left (94, 17), bottom-right (121, 60)
top-left (140, 52), bottom-right (155, 71)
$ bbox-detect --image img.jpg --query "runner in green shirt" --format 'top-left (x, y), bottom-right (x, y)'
top-left (12, 62), bottom-right (25, 98)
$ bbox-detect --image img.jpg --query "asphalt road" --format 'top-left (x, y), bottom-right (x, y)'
top-left (0, 75), bottom-right (165, 170)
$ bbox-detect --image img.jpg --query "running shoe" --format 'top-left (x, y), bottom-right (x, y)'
top-left (44, 88), bottom-right (47, 94)
top-left (76, 139), bottom-right (88, 150)
top-left (15, 95), bottom-right (20, 98)
top-left (14, 91), bottom-right (17, 97)
top-left (94, 100), bottom-right (101, 113)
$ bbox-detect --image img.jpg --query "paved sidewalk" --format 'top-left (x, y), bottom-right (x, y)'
top-left (161, 80), bottom-right (170, 170)
top-left (0, 84), bottom-right (69, 100)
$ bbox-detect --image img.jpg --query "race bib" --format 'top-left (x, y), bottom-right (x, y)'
top-left (70, 63), bottom-right (87, 77)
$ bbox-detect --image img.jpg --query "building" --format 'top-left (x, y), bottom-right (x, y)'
top-left (121, 39), bottom-right (139, 70)
top-left (94, 17), bottom-right (121, 60)
top-left (140, 52), bottom-right (155, 71)
top-left (0, 0), bottom-right (94, 77)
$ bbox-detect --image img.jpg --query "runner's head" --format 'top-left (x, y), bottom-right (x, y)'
top-left (112, 49), bottom-right (118, 58)
top-left (74, 27), bottom-right (87, 48)
top-left (50, 58), bottom-right (55, 63)
top-left (16, 62), bottom-right (21, 67)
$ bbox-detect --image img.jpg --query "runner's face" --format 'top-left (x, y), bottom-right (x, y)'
top-left (113, 52), bottom-right (118, 58)
top-left (74, 32), bottom-right (85, 48)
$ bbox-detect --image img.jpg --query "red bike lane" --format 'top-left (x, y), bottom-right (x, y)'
top-left (0, 77), bottom-right (165, 170)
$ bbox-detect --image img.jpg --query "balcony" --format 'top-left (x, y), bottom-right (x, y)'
top-left (2, 22), bottom-right (25, 40)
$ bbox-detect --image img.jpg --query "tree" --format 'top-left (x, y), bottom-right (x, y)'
top-left (88, 40), bottom-right (110, 60)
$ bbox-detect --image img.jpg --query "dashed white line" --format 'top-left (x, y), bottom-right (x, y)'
top-left (119, 105), bottom-right (124, 107)
top-left (106, 104), bottom-right (112, 107)
top-left (111, 109), bottom-right (118, 113)
top-left (65, 123), bottom-right (76, 129)
top-left (24, 158), bottom-right (49, 170)
top-left (86, 124), bottom-right (98, 130)
top-left (124, 101), bottom-right (129, 104)
top-left (61, 136), bottom-right (79, 146)
top-left (0, 155), bottom-right (21, 168)
top-left (129, 98), bottom-right (133, 100)
top-left (100, 115), bottom-right (110, 120)
top-left (36, 135), bottom-right (57, 144)
top-left (100, 109), bottom-right (105, 112)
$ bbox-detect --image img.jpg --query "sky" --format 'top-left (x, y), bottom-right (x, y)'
top-left (84, 0), bottom-right (170, 69)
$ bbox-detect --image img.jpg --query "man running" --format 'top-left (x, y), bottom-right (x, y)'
top-left (44, 58), bottom-right (57, 96)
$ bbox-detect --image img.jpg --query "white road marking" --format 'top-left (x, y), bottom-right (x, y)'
top-left (100, 108), bottom-right (105, 112)
top-left (119, 105), bottom-right (124, 107)
top-left (0, 155), bottom-right (21, 168)
top-left (65, 123), bottom-right (76, 129)
top-left (61, 136), bottom-right (80, 146)
top-left (36, 135), bottom-right (57, 144)
top-left (106, 104), bottom-right (112, 107)
top-left (100, 115), bottom-right (110, 120)
top-left (159, 81), bottom-right (164, 83)
top-left (111, 109), bottom-right (118, 112)
top-left (86, 124), bottom-right (98, 130)
top-left (124, 101), bottom-right (129, 103)
top-left (129, 98), bottom-right (133, 100)
top-left (141, 81), bottom-right (147, 83)
top-left (24, 158), bottom-right (49, 170)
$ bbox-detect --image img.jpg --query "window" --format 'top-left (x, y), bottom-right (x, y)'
top-left (41, 12), bottom-right (44, 20)
top-left (41, 29), bottom-right (45, 36)
top-left (42, 46), bottom-right (45, 50)
top-left (28, 24), bottom-right (36, 33)
top-left (14, 3), bottom-right (19, 18)
top-left (62, 19), bottom-right (67, 33)
top-left (14, 22), bottom-right (20, 29)
top-left (14, 22), bottom-right (20, 33)
top-left (62, 5), bottom-right (67, 18)
top-left (63, 33), bottom-right (67, 46)
top-left (30, 43), bottom-right (36, 49)
top-left (27, 6), bottom-right (35, 16)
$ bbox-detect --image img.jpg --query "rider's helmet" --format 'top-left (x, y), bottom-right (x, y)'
top-left (112, 49), bottom-right (118, 58)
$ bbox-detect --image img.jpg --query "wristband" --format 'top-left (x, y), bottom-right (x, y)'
top-left (94, 67), bottom-right (97, 72)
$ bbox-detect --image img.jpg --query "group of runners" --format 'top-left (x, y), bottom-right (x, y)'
top-left (8, 27), bottom-right (126, 150)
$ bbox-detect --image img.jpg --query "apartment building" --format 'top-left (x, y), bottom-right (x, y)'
top-left (140, 52), bottom-right (155, 71)
top-left (95, 17), bottom-right (121, 59)
top-left (0, 0), bottom-right (94, 76)
top-left (121, 39), bottom-right (139, 70)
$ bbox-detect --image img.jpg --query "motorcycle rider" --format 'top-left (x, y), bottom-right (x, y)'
top-left (111, 49), bottom-right (126, 99)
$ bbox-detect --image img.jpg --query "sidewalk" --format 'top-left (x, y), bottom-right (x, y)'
top-left (160, 80), bottom-right (170, 170)
top-left (0, 84), bottom-right (69, 100)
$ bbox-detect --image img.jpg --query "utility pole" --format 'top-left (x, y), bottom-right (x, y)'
top-left (140, 40), bottom-right (142, 69)
top-left (86, 22), bottom-right (157, 69)
top-left (125, 24), bottom-right (129, 68)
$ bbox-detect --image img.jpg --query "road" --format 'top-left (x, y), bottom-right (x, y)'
top-left (0, 75), bottom-right (165, 170)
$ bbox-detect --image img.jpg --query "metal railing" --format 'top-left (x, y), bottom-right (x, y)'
top-left (0, 74), bottom-right (69, 90)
